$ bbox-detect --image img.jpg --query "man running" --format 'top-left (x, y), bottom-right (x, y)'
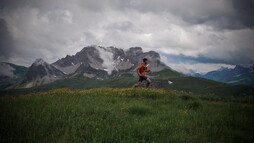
top-left (134, 58), bottom-right (151, 88)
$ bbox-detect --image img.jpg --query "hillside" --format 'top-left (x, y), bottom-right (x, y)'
top-left (1, 69), bottom-right (254, 97)
top-left (1, 88), bottom-right (253, 142)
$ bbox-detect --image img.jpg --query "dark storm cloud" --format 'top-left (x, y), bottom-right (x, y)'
top-left (163, 52), bottom-right (253, 65)
top-left (0, 18), bottom-right (15, 58)
top-left (232, 0), bottom-right (254, 28)
top-left (0, 0), bottom-right (40, 10)
top-left (111, 0), bottom-right (254, 30)
top-left (204, 0), bottom-right (254, 30)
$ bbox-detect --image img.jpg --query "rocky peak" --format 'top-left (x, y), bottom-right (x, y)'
top-left (52, 45), bottom-right (169, 75)
top-left (143, 51), bottom-right (160, 59)
top-left (126, 47), bottom-right (143, 55)
top-left (21, 58), bottom-right (64, 88)
top-left (79, 46), bottom-right (95, 53)
top-left (33, 58), bottom-right (46, 66)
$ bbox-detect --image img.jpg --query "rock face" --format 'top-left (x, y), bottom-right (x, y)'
top-left (53, 46), bottom-right (168, 75)
top-left (20, 59), bottom-right (65, 88)
top-left (125, 47), bottom-right (167, 72)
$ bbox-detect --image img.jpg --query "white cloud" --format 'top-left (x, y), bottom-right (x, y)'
top-left (161, 54), bottom-right (235, 74)
top-left (0, 0), bottom-right (253, 74)
top-left (160, 55), bottom-right (168, 65)
top-left (167, 62), bottom-right (235, 74)
top-left (0, 63), bottom-right (15, 77)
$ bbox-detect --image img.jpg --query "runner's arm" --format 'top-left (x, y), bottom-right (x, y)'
top-left (136, 65), bottom-right (143, 76)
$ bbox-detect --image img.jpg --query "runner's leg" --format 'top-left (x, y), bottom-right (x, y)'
top-left (146, 78), bottom-right (151, 88)
top-left (134, 81), bottom-right (142, 88)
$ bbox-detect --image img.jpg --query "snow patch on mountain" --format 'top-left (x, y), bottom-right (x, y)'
top-left (95, 46), bottom-right (117, 74)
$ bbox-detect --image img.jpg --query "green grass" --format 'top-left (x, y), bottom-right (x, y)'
top-left (0, 88), bottom-right (253, 143)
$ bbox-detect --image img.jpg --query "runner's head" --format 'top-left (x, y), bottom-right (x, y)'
top-left (143, 58), bottom-right (148, 64)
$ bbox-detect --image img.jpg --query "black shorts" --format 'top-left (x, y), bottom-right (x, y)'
top-left (139, 76), bottom-right (147, 82)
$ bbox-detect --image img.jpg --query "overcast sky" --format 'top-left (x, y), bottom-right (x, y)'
top-left (0, 0), bottom-right (253, 74)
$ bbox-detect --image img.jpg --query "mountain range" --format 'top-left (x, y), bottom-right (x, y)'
top-left (0, 45), bottom-right (254, 97)
top-left (5, 46), bottom-right (169, 88)
top-left (192, 65), bottom-right (254, 87)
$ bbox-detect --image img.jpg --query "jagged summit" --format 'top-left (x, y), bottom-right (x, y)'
top-left (53, 46), bottom-right (168, 75)
top-left (127, 47), bottom-right (143, 55)
top-left (33, 58), bottom-right (45, 66)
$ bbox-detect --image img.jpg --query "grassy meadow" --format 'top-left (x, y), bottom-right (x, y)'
top-left (0, 88), bottom-right (254, 143)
